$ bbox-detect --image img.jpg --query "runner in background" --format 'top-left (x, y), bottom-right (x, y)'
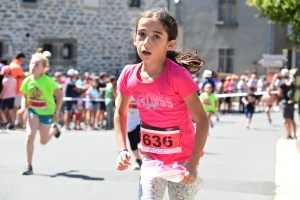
top-left (126, 96), bottom-right (142, 170)
top-left (261, 86), bottom-right (274, 124)
top-left (20, 53), bottom-right (63, 175)
top-left (242, 86), bottom-right (259, 129)
top-left (199, 83), bottom-right (218, 129)
top-left (10, 53), bottom-right (25, 128)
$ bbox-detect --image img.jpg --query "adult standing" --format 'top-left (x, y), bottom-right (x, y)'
top-left (278, 69), bottom-right (297, 139)
top-left (199, 70), bottom-right (215, 92)
top-left (237, 75), bottom-right (248, 113)
top-left (10, 53), bottom-right (25, 128)
top-left (97, 72), bottom-right (107, 129)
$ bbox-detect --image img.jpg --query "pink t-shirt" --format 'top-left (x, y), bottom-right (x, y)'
top-left (2, 77), bottom-right (16, 99)
top-left (117, 59), bottom-right (199, 164)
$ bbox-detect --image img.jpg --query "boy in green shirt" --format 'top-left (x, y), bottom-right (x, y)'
top-left (200, 83), bottom-right (218, 128)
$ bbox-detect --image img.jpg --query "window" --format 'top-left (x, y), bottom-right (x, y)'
top-left (43, 44), bottom-right (52, 53)
top-left (129, 0), bottom-right (140, 8)
top-left (38, 38), bottom-right (77, 66)
top-left (20, 0), bottom-right (38, 8)
top-left (22, 0), bottom-right (37, 2)
top-left (62, 44), bottom-right (72, 60)
top-left (218, 48), bottom-right (234, 73)
top-left (218, 0), bottom-right (236, 23)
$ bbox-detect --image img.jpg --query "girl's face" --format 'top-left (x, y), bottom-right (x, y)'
top-left (29, 57), bottom-right (44, 75)
top-left (92, 80), bottom-right (98, 87)
top-left (133, 17), bottom-right (176, 64)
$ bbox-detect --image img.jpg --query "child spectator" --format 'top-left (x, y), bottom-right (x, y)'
top-left (0, 65), bottom-right (16, 129)
top-left (73, 94), bottom-right (84, 130)
top-left (242, 86), bottom-right (259, 129)
top-left (200, 83), bottom-right (218, 128)
top-left (85, 77), bottom-right (100, 130)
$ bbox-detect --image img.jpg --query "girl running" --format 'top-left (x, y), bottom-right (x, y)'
top-left (19, 53), bottom-right (63, 175)
top-left (261, 86), bottom-right (274, 124)
top-left (114, 8), bottom-right (208, 199)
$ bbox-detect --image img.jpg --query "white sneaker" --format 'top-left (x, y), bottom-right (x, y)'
top-left (246, 124), bottom-right (249, 129)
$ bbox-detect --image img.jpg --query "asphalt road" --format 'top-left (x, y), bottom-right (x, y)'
top-left (0, 111), bottom-right (285, 200)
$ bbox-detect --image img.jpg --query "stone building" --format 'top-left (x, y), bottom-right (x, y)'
top-left (0, 0), bottom-right (168, 75)
top-left (171, 0), bottom-right (299, 76)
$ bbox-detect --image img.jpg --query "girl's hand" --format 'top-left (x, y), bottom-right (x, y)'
top-left (116, 152), bottom-right (131, 171)
top-left (52, 112), bottom-right (60, 122)
top-left (181, 162), bottom-right (197, 185)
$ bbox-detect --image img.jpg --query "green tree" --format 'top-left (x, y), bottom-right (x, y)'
top-left (247, 0), bottom-right (300, 43)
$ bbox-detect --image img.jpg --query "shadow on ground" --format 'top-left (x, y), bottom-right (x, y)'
top-left (36, 170), bottom-right (104, 181)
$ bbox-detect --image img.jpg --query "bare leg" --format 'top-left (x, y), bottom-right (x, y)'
top-left (284, 119), bottom-right (292, 137)
top-left (25, 115), bottom-right (40, 165)
top-left (0, 109), bottom-right (7, 123)
top-left (8, 109), bottom-right (15, 125)
top-left (63, 111), bottom-right (71, 129)
top-left (39, 124), bottom-right (57, 145)
top-left (291, 120), bottom-right (297, 138)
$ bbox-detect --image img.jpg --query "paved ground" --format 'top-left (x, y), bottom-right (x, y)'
top-left (0, 111), bottom-right (292, 200)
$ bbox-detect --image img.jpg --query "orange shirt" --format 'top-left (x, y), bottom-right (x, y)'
top-left (10, 59), bottom-right (24, 95)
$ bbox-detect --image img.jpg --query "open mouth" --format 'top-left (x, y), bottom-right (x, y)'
top-left (142, 50), bottom-right (151, 56)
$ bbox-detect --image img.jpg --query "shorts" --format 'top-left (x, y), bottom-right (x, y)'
top-left (128, 125), bottom-right (141, 151)
top-left (138, 155), bottom-right (203, 200)
top-left (0, 97), bottom-right (15, 110)
top-left (64, 101), bottom-right (76, 112)
top-left (14, 95), bottom-right (22, 108)
top-left (28, 109), bottom-right (53, 125)
top-left (225, 97), bottom-right (231, 103)
top-left (100, 102), bottom-right (106, 111)
top-left (245, 106), bottom-right (254, 118)
top-left (74, 113), bottom-right (82, 120)
top-left (283, 104), bottom-right (294, 120)
top-left (298, 101), bottom-right (300, 113)
top-left (86, 101), bottom-right (100, 110)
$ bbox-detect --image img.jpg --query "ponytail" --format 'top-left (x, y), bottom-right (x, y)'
top-left (166, 47), bottom-right (204, 74)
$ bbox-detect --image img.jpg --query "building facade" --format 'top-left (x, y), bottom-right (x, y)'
top-left (172, 0), bottom-right (298, 76)
top-left (0, 0), bottom-right (167, 75)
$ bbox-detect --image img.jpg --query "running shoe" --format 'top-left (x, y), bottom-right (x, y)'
top-left (268, 118), bottom-right (272, 125)
top-left (284, 135), bottom-right (293, 139)
top-left (52, 123), bottom-right (61, 138)
top-left (246, 124), bottom-right (249, 129)
top-left (132, 159), bottom-right (142, 170)
top-left (22, 164), bottom-right (33, 175)
top-left (74, 127), bottom-right (83, 130)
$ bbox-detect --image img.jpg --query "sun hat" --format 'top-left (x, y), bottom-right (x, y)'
top-left (203, 70), bottom-right (212, 78)
top-left (67, 69), bottom-right (78, 76)
top-left (280, 68), bottom-right (289, 77)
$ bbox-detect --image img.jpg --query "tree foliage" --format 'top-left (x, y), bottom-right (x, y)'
top-left (247, 0), bottom-right (300, 43)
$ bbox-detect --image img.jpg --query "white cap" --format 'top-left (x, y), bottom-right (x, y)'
top-left (203, 70), bottom-right (212, 78)
top-left (42, 51), bottom-right (52, 58)
top-left (281, 68), bottom-right (289, 77)
top-left (67, 69), bottom-right (78, 76)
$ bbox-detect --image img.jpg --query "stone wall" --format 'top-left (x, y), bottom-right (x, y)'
top-left (0, 0), bottom-right (167, 75)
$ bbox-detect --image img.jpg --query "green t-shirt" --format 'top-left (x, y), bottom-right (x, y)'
top-left (21, 74), bottom-right (58, 115)
top-left (200, 92), bottom-right (218, 112)
top-left (105, 84), bottom-right (113, 105)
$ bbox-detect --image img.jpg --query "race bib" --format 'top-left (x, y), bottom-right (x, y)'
top-left (139, 124), bottom-right (182, 154)
top-left (28, 99), bottom-right (47, 110)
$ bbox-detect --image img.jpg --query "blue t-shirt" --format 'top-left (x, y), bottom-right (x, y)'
top-left (86, 86), bottom-right (100, 100)
top-left (75, 79), bottom-right (84, 87)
